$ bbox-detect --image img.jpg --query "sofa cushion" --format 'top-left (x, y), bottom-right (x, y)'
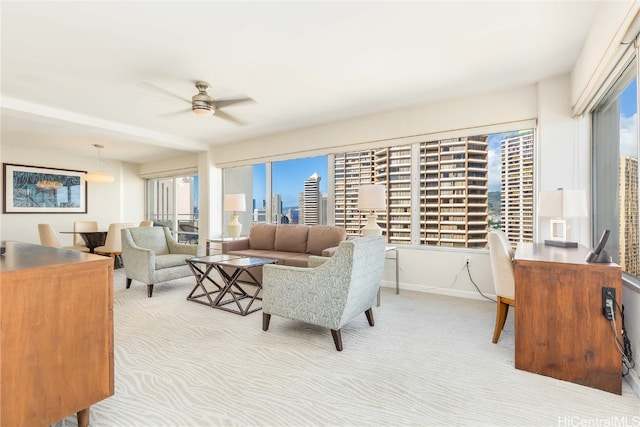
top-left (284, 254), bottom-right (311, 267)
top-left (306, 225), bottom-right (347, 255)
top-left (274, 225), bottom-right (308, 253)
top-left (249, 223), bottom-right (277, 250)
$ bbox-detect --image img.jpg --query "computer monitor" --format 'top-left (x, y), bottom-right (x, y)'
top-left (585, 229), bottom-right (612, 263)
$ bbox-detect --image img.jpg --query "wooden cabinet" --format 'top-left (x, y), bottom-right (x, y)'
top-left (1, 241), bottom-right (114, 426)
top-left (514, 243), bottom-right (622, 394)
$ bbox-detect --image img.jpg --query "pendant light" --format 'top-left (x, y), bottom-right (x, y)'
top-left (85, 144), bottom-right (115, 183)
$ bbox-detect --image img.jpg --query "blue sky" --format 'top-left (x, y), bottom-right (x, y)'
top-left (253, 156), bottom-right (328, 207)
top-left (620, 78), bottom-right (638, 158)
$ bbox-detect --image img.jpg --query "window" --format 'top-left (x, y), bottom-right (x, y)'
top-left (222, 157), bottom-right (328, 232)
top-left (222, 128), bottom-right (534, 248)
top-left (593, 61), bottom-right (639, 279)
top-left (272, 157), bottom-right (328, 225)
top-left (222, 165), bottom-right (259, 236)
top-left (335, 130), bottom-right (534, 247)
top-left (146, 175), bottom-right (199, 243)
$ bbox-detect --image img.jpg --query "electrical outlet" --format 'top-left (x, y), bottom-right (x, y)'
top-left (465, 256), bottom-right (471, 266)
top-left (602, 287), bottom-right (616, 320)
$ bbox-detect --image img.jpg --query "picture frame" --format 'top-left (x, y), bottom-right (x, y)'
top-left (3, 163), bottom-right (87, 213)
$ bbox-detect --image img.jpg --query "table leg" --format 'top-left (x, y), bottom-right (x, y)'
top-left (186, 262), bottom-right (224, 306)
top-left (77, 408), bottom-right (90, 427)
top-left (212, 266), bottom-right (262, 316)
top-left (395, 249), bottom-right (399, 295)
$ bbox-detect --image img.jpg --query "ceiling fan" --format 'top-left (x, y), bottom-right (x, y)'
top-left (145, 80), bottom-right (254, 125)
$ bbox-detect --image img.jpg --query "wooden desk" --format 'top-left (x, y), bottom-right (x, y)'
top-left (514, 243), bottom-right (622, 394)
top-left (0, 241), bottom-right (114, 426)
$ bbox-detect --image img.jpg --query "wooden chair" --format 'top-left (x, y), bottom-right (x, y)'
top-left (38, 224), bottom-right (89, 252)
top-left (94, 222), bottom-right (137, 266)
top-left (488, 230), bottom-right (515, 343)
top-left (139, 220), bottom-right (153, 227)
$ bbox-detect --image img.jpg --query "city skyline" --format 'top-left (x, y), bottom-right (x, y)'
top-left (252, 156), bottom-right (328, 208)
top-left (252, 133), bottom-right (519, 210)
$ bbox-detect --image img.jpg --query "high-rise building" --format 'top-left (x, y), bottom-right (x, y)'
top-left (500, 130), bottom-right (534, 244)
top-left (334, 138), bottom-right (492, 246)
top-left (375, 146), bottom-right (412, 244)
top-left (297, 192), bottom-right (304, 225)
top-left (271, 193), bottom-right (283, 224)
top-left (301, 172), bottom-right (321, 225)
top-left (620, 155), bottom-right (639, 276)
top-left (334, 151), bottom-right (376, 235)
top-left (420, 137), bottom-right (489, 248)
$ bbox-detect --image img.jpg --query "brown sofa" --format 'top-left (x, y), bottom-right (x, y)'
top-left (220, 223), bottom-right (347, 282)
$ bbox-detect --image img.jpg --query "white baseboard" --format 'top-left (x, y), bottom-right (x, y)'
top-left (380, 280), bottom-right (495, 302)
top-left (624, 370), bottom-right (640, 398)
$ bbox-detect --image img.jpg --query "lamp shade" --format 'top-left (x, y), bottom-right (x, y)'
top-left (224, 193), bottom-right (246, 212)
top-left (85, 144), bottom-right (115, 183)
top-left (85, 171), bottom-right (115, 183)
top-left (538, 189), bottom-right (588, 218)
top-left (358, 184), bottom-right (386, 211)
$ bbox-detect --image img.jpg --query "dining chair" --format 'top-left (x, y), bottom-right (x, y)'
top-left (139, 220), bottom-right (153, 227)
top-left (488, 230), bottom-right (515, 344)
top-left (94, 222), bottom-right (137, 266)
top-left (73, 221), bottom-right (99, 247)
top-left (38, 224), bottom-right (90, 252)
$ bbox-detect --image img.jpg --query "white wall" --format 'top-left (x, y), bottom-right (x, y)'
top-left (212, 85), bottom-right (538, 167)
top-left (537, 75), bottom-right (592, 245)
top-left (208, 77), bottom-right (585, 298)
top-left (0, 145), bottom-right (144, 245)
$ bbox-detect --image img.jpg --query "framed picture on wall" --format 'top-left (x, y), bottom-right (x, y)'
top-left (3, 163), bottom-right (87, 213)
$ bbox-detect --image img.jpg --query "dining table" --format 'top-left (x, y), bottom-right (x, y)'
top-left (60, 231), bottom-right (107, 253)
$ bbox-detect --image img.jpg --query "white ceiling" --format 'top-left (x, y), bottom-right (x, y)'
top-left (1, 1), bottom-right (602, 164)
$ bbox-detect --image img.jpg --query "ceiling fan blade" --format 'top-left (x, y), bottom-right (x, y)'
top-left (140, 82), bottom-right (191, 105)
top-left (159, 108), bottom-right (191, 118)
top-left (214, 97), bottom-right (255, 109)
top-left (214, 109), bottom-right (246, 126)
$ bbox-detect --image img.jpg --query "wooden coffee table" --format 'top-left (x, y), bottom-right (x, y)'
top-left (186, 255), bottom-right (276, 316)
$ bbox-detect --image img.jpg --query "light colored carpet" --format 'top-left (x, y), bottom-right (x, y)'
top-left (57, 270), bottom-right (638, 427)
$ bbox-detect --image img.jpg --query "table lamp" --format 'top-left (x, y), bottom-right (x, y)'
top-left (358, 184), bottom-right (386, 236)
top-left (538, 188), bottom-right (588, 247)
top-left (224, 193), bottom-right (246, 238)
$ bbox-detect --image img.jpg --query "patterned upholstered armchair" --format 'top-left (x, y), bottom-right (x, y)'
top-left (261, 235), bottom-right (386, 351)
top-left (121, 226), bottom-right (199, 297)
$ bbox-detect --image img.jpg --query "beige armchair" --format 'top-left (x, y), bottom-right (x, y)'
top-left (261, 236), bottom-right (386, 351)
top-left (488, 230), bottom-right (515, 343)
top-left (121, 226), bottom-right (199, 297)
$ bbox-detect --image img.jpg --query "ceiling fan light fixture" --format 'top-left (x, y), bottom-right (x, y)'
top-left (192, 85), bottom-right (214, 116)
top-left (192, 105), bottom-right (213, 116)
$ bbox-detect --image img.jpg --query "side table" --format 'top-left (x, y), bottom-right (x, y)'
top-left (205, 237), bottom-right (247, 256)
